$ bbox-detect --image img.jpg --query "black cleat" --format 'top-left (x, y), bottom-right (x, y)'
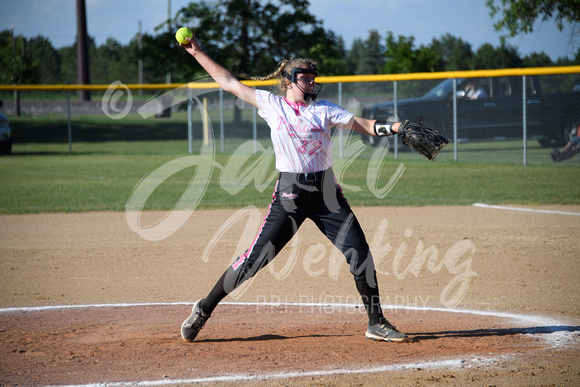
top-left (181, 299), bottom-right (211, 342)
top-left (365, 317), bottom-right (409, 342)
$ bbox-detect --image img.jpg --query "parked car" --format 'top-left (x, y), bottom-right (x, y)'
top-left (0, 111), bottom-right (11, 155)
top-left (361, 76), bottom-right (580, 148)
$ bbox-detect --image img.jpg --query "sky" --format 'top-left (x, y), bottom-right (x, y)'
top-left (0, 0), bottom-right (576, 62)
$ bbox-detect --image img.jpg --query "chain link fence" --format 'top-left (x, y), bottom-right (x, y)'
top-left (1, 66), bottom-right (579, 165)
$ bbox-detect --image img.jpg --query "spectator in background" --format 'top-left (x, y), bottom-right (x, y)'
top-left (464, 81), bottom-right (488, 100)
top-left (551, 124), bottom-right (580, 162)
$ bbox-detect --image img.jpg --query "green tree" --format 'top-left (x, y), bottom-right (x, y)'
top-left (383, 32), bottom-right (440, 74)
top-left (168, 0), bottom-right (344, 123)
top-left (58, 43), bottom-right (78, 84)
top-left (555, 49), bottom-right (580, 65)
top-left (346, 38), bottom-right (365, 75)
top-left (430, 33), bottom-right (475, 70)
top-left (474, 43), bottom-right (523, 69)
top-left (171, 0), bottom-right (344, 79)
top-left (92, 37), bottom-right (139, 84)
top-left (26, 36), bottom-right (61, 84)
top-left (0, 30), bottom-right (36, 84)
top-left (522, 52), bottom-right (554, 67)
top-left (355, 30), bottom-right (385, 75)
top-left (140, 31), bottom-right (181, 83)
top-left (0, 30), bottom-right (38, 116)
top-left (56, 36), bottom-right (98, 85)
top-left (486, 0), bottom-right (580, 42)
top-left (301, 31), bottom-right (348, 76)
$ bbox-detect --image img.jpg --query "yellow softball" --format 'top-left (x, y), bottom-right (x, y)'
top-left (175, 27), bottom-right (193, 44)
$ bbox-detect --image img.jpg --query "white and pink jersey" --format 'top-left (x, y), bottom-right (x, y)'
top-left (255, 89), bottom-right (354, 173)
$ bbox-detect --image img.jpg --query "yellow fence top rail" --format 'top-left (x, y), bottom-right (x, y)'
top-left (0, 66), bottom-right (578, 91)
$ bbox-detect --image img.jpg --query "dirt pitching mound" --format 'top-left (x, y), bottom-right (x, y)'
top-left (1, 303), bottom-right (577, 386)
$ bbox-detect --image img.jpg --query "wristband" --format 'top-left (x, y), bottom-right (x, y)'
top-left (374, 119), bottom-right (393, 136)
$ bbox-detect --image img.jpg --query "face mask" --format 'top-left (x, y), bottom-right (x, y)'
top-left (283, 67), bottom-right (324, 101)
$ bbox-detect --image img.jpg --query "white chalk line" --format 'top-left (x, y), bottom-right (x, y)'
top-left (472, 203), bottom-right (580, 216)
top-left (3, 302), bottom-right (578, 386)
top-left (52, 356), bottom-right (508, 387)
top-left (0, 301), bottom-right (573, 328)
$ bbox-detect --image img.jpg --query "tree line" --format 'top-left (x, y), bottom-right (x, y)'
top-left (1, 0), bottom-right (579, 87)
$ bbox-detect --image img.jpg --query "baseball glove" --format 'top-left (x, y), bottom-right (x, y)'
top-left (398, 119), bottom-right (450, 161)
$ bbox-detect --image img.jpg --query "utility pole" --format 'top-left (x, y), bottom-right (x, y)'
top-left (76, 0), bottom-right (90, 101)
top-left (138, 20), bottom-right (143, 96)
top-left (166, 0), bottom-right (171, 84)
top-left (10, 26), bottom-right (21, 117)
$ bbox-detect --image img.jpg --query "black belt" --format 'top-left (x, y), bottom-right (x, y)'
top-left (280, 169), bottom-right (328, 183)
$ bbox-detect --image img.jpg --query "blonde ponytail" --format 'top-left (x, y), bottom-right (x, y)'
top-left (250, 60), bottom-right (288, 81)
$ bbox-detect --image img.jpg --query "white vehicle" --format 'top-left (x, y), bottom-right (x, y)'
top-left (0, 111), bottom-right (12, 155)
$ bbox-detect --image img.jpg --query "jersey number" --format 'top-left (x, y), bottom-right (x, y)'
top-left (298, 140), bottom-right (323, 155)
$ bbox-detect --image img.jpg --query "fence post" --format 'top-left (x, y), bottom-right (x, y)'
top-left (202, 97), bottom-right (209, 147)
top-left (338, 82), bottom-right (343, 159)
top-left (393, 81), bottom-right (398, 159)
top-left (522, 75), bottom-right (527, 166)
top-left (66, 91), bottom-right (72, 155)
top-left (219, 88), bottom-right (224, 153)
top-left (252, 97), bottom-right (258, 154)
top-left (187, 85), bottom-right (193, 154)
top-left (453, 78), bottom-right (458, 162)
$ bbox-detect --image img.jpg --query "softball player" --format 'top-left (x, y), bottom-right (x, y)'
top-left (179, 31), bottom-right (408, 343)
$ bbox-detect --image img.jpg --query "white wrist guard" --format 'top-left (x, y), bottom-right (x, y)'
top-left (374, 119), bottom-right (393, 136)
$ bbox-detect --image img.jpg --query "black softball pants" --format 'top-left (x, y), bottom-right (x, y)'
top-left (201, 168), bottom-right (383, 323)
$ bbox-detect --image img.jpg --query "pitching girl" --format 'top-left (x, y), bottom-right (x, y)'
top-left (179, 30), bottom-right (408, 342)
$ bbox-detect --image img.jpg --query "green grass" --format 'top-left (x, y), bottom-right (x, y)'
top-left (2, 113), bottom-right (579, 214)
top-left (1, 151), bottom-right (579, 215)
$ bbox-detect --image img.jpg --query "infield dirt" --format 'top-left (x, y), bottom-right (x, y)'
top-left (1, 206), bottom-right (579, 385)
